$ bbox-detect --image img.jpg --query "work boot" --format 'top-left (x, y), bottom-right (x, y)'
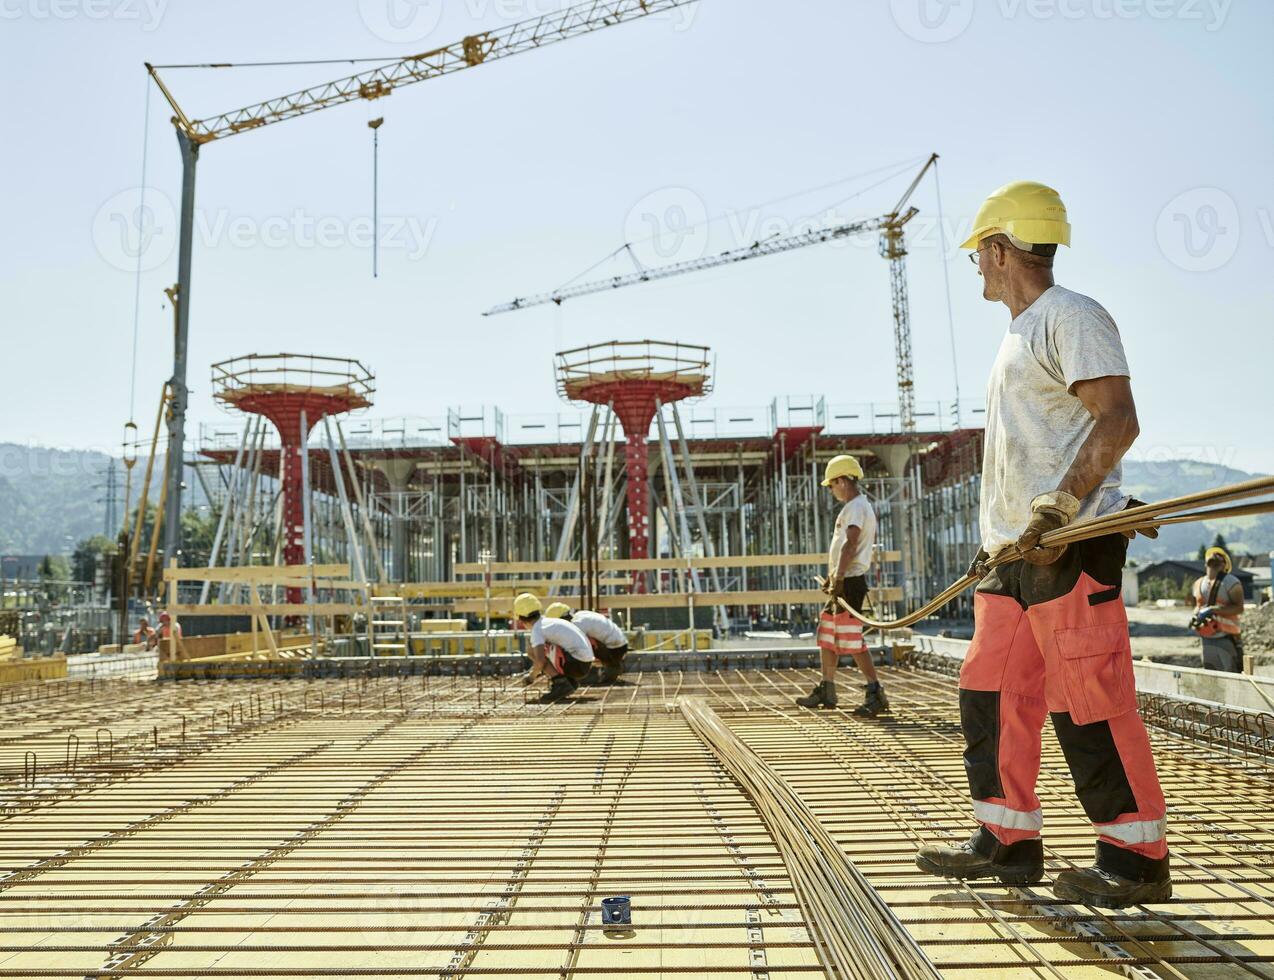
top-left (915, 828), bottom-right (1044, 885)
top-left (600, 663), bottom-right (624, 685)
top-left (1053, 844), bottom-right (1172, 908)
top-left (851, 681), bottom-right (889, 718)
top-left (538, 675), bottom-right (576, 703)
top-left (795, 681), bottom-right (837, 709)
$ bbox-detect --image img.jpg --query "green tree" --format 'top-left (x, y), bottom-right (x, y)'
top-left (72, 535), bottom-right (116, 583)
top-left (180, 509), bottom-right (219, 568)
top-left (1140, 576), bottom-right (1192, 603)
top-left (38, 554), bottom-right (71, 583)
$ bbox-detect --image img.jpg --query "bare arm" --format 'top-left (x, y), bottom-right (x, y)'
top-left (1213, 582), bottom-right (1245, 618)
top-left (527, 645), bottom-right (547, 681)
top-left (1057, 376), bottom-right (1139, 502)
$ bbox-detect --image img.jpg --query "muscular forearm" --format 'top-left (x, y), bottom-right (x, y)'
top-left (1057, 410), bottom-right (1138, 503)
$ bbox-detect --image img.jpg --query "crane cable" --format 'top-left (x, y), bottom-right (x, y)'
top-left (932, 159), bottom-right (962, 428)
top-left (550, 156), bottom-right (926, 295)
top-left (128, 78), bottom-right (153, 423)
top-left (837, 475), bottom-right (1274, 631)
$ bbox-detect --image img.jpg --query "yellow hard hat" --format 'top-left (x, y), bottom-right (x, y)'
top-left (544, 602), bottom-right (571, 619)
top-left (1204, 547), bottom-right (1231, 573)
top-left (821, 454), bottom-right (864, 486)
top-left (960, 181), bottom-right (1071, 251)
top-left (512, 593), bottom-right (542, 619)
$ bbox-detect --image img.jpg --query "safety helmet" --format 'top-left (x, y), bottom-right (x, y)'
top-left (544, 602), bottom-right (572, 619)
top-left (960, 181), bottom-right (1071, 252)
top-left (512, 593), bottom-right (542, 619)
top-left (1204, 546), bottom-right (1232, 573)
top-left (821, 454), bottom-right (864, 487)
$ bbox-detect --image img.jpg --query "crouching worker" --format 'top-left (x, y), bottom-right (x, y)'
top-left (513, 593), bottom-right (595, 703)
top-left (796, 453), bottom-right (888, 717)
top-left (545, 602), bottom-right (629, 684)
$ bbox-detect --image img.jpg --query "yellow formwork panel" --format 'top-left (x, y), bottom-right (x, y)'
top-left (0, 654), bottom-right (66, 686)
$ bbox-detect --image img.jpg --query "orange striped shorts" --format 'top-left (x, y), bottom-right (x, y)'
top-left (817, 609), bottom-right (866, 657)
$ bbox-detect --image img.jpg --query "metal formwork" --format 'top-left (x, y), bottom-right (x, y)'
top-left (195, 391), bottom-right (984, 623)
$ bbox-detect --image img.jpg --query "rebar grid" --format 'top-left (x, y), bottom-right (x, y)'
top-left (0, 667), bottom-right (1271, 977)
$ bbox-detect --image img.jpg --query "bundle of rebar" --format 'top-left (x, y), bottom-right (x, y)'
top-left (845, 475), bottom-right (1274, 630)
top-left (679, 696), bottom-right (943, 980)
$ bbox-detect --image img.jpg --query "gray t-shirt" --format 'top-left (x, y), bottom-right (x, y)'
top-left (980, 285), bottom-right (1132, 555)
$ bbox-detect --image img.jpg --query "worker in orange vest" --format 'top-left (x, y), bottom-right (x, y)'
top-left (1189, 546), bottom-right (1244, 672)
top-left (155, 611), bottom-right (183, 656)
top-left (132, 618), bottom-right (156, 647)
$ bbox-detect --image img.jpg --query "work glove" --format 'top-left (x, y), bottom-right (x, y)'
top-left (1120, 497), bottom-right (1160, 540)
top-left (966, 548), bottom-right (991, 580)
top-left (1016, 491), bottom-right (1080, 566)
top-left (822, 574), bottom-right (841, 597)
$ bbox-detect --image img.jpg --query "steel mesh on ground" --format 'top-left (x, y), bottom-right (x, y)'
top-left (0, 665), bottom-right (1271, 978)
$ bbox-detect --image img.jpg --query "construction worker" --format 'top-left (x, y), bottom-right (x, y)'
top-left (916, 182), bottom-right (1171, 908)
top-left (513, 593), bottom-right (595, 702)
top-left (155, 611), bottom-right (182, 657)
top-left (545, 602), bottom-right (628, 684)
top-left (795, 454), bottom-right (887, 717)
top-left (132, 617), bottom-right (155, 647)
top-left (1189, 546), bottom-right (1245, 672)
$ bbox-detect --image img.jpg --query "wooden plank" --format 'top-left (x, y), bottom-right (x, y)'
top-left (375, 578), bottom-right (631, 599)
top-left (163, 563), bottom-right (350, 583)
top-left (453, 554), bottom-right (825, 574)
top-left (453, 552), bottom-right (900, 574)
top-left (168, 603), bottom-right (356, 616)
top-left (451, 586), bottom-right (903, 613)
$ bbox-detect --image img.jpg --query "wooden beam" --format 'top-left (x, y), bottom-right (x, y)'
top-left (451, 587), bottom-right (903, 614)
top-left (163, 564), bottom-right (351, 583)
top-left (453, 553), bottom-right (902, 574)
top-left (168, 603), bottom-right (356, 616)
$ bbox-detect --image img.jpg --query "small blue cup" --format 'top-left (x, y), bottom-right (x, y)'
top-left (601, 895), bottom-right (632, 927)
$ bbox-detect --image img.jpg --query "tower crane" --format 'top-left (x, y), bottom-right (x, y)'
top-left (486, 153), bottom-right (940, 445)
top-left (145, 0), bottom-right (700, 563)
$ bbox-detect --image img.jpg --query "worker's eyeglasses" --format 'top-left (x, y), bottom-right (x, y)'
top-left (968, 246), bottom-right (989, 266)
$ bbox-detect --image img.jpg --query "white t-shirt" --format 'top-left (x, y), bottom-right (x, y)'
top-left (570, 610), bottom-right (627, 650)
top-left (828, 493), bottom-right (876, 578)
top-left (980, 285), bottom-right (1132, 556)
top-left (530, 617), bottom-right (595, 663)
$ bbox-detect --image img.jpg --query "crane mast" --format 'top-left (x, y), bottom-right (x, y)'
top-left (145, 0), bottom-right (698, 564)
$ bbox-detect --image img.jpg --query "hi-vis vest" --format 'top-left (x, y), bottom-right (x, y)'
top-left (1193, 573), bottom-right (1242, 636)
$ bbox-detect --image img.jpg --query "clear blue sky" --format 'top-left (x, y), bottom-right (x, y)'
top-left (2, 0), bottom-right (1271, 471)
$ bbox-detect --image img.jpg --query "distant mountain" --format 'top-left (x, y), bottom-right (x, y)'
top-left (0, 445), bottom-right (116, 553)
top-left (0, 444), bottom-right (207, 555)
top-left (1121, 458), bottom-right (1274, 563)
